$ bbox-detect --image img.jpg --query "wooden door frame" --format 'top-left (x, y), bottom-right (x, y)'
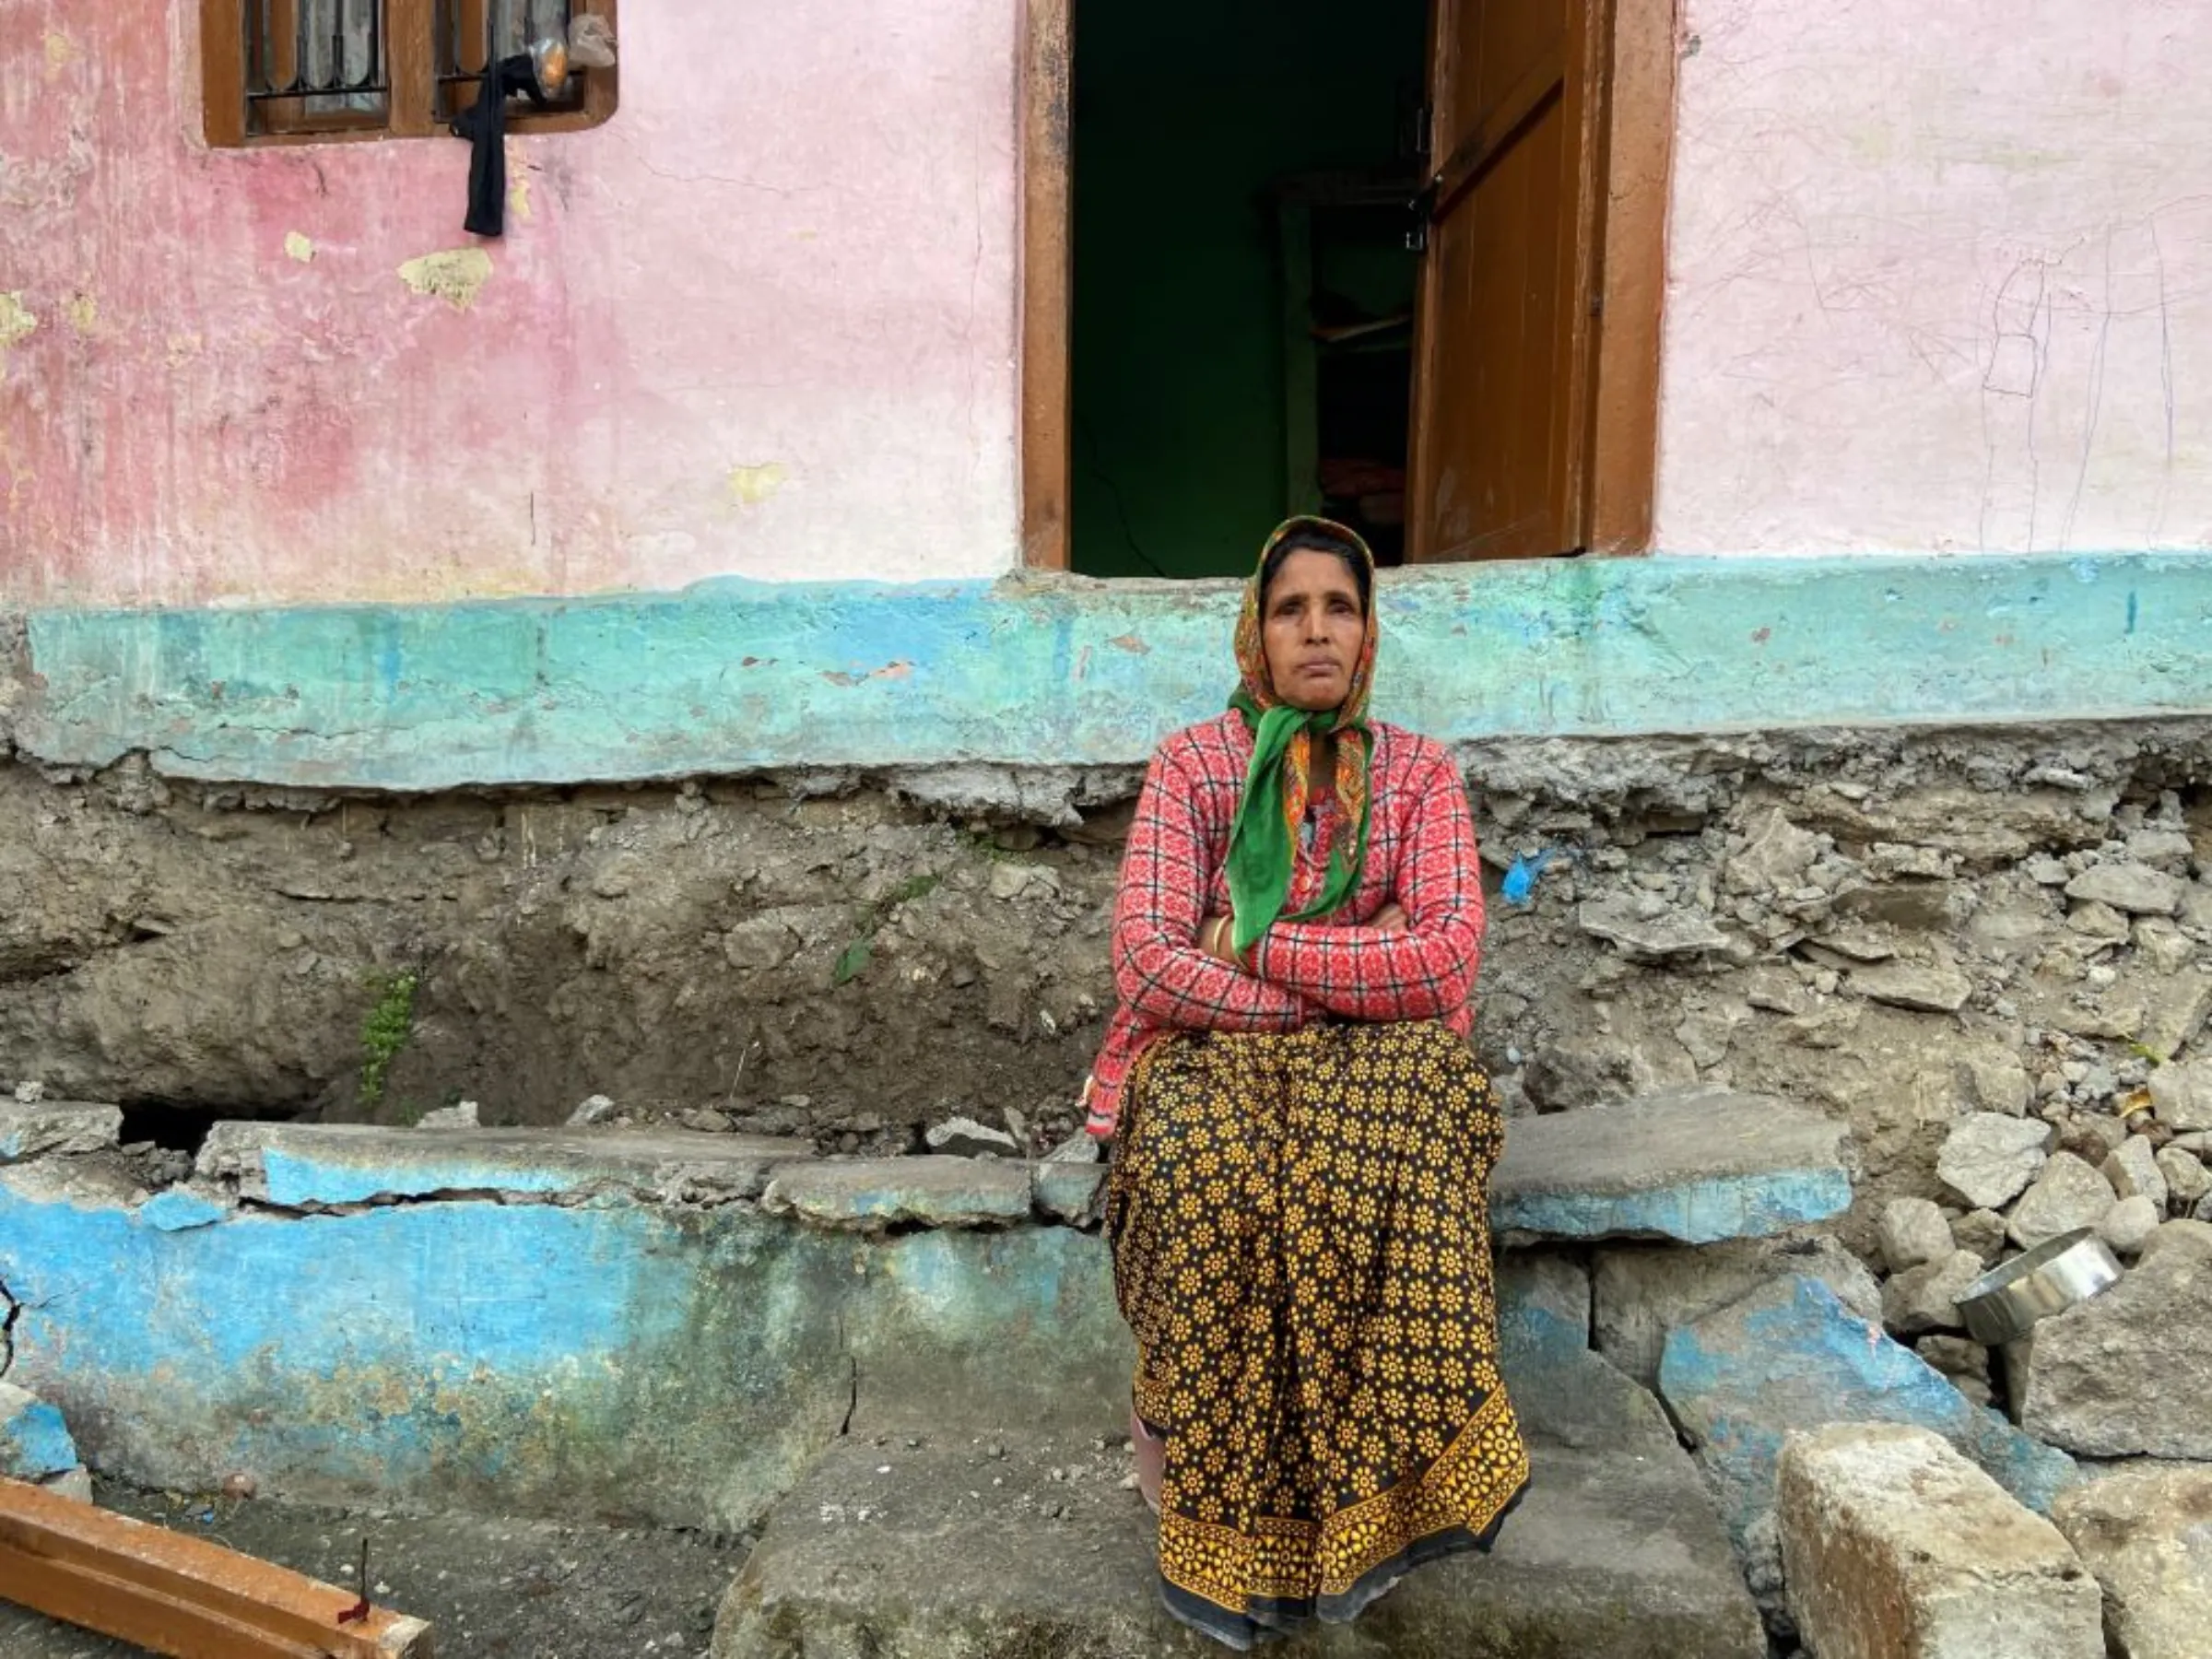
top-left (1019, 0), bottom-right (1075, 571)
top-left (1583, 0), bottom-right (1674, 553)
top-left (1015, 0), bottom-right (1674, 571)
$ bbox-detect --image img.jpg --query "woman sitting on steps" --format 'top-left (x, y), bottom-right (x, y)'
top-left (1083, 516), bottom-right (1530, 1649)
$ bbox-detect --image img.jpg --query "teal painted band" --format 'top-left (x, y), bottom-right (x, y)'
top-left (20, 552), bottom-right (2212, 790)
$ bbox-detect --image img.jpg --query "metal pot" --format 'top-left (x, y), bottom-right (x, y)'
top-left (1956, 1228), bottom-right (2123, 1347)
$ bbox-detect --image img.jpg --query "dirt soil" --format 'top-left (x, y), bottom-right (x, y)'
top-left (0, 1477), bottom-right (747, 1659)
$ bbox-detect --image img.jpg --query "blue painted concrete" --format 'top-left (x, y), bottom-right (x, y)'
top-left (20, 551), bottom-right (2212, 789)
top-left (260, 1146), bottom-right (579, 1206)
top-left (0, 1391), bottom-right (79, 1481)
top-left (0, 1173), bottom-right (1131, 1529)
top-left (1658, 1276), bottom-right (2077, 1553)
top-left (1491, 1169), bottom-right (1854, 1244)
top-left (136, 1188), bottom-right (230, 1231)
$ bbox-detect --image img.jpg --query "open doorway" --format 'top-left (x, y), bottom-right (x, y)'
top-left (1027, 0), bottom-right (1672, 577)
top-left (1068, 0), bottom-right (1428, 579)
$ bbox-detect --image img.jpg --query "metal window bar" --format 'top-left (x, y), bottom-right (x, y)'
top-left (436, 0), bottom-right (582, 123)
top-left (245, 0), bottom-right (387, 130)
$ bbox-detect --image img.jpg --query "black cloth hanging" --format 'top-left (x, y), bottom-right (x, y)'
top-left (452, 54), bottom-right (547, 239)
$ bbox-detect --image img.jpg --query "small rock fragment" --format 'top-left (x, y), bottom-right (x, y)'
top-left (1937, 1113), bottom-right (2051, 1210)
top-left (1950, 1206), bottom-right (2008, 1265)
top-left (2124, 828), bottom-right (2196, 871)
top-left (2102, 1135), bottom-right (2169, 1208)
top-left (12, 1081), bottom-right (44, 1104)
top-left (39, 1467), bottom-right (93, 1504)
top-left (1849, 959), bottom-right (1972, 1014)
top-left (1880, 1250), bottom-right (1983, 1336)
top-left (1912, 1333), bottom-right (1995, 1408)
top-left (1576, 895), bottom-right (1729, 960)
top-left (416, 1100), bottom-right (479, 1130)
top-left (2066, 900), bottom-right (2133, 943)
top-left (1042, 1128), bottom-right (1101, 1165)
top-left (1877, 1197), bottom-right (1956, 1274)
top-left (2066, 863), bottom-right (2184, 917)
top-left (2098, 1194), bottom-right (2161, 1257)
top-left (567, 1094), bottom-right (618, 1127)
top-left (2150, 1059), bottom-right (2212, 1133)
top-left (680, 1108), bottom-right (733, 1134)
top-left (2007, 1151), bottom-right (2119, 1249)
top-left (2156, 1145), bottom-right (2211, 1209)
top-left (2141, 969), bottom-right (2212, 1059)
top-left (2052, 1463), bottom-right (2212, 1659)
top-left (1724, 808), bottom-right (1821, 896)
top-left (924, 1116), bottom-right (1020, 1159)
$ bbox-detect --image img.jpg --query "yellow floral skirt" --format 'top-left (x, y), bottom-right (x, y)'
top-left (1103, 1019), bottom-right (1529, 1649)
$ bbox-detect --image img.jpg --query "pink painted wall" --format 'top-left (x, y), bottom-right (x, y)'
top-left (1, 0), bottom-right (1019, 607)
top-left (1656, 0), bottom-right (2212, 554)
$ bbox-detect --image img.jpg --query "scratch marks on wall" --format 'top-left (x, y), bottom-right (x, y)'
top-left (1978, 213), bottom-right (2194, 554)
top-left (1978, 253), bottom-right (2052, 553)
top-left (1662, 0), bottom-right (2212, 556)
top-left (396, 250), bottom-right (494, 311)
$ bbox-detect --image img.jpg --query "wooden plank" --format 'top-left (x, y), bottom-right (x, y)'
top-left (574, 0), bottom-right (622, 129)
top-left (1583, 0), bottom-right (1673, 554)
top-left (1429, 35), bottom-right (1568, 218)
top-left (0, 1477), bottom-right (431, 1659)
top-left (199, 0), bottom-right (249, 147)
top-left (1018, 0), bottom-right (1073, 571)
top-left (1541, 0), bottom-right (1605, 557)
top-left (386, 0), bottom-right (439, 136)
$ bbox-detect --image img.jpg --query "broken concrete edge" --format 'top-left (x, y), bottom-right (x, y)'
top-left (1493, 1088), bottom-right (1854, 1243)
top-left (1494, 1168), bottom-right (1854, 1245)
top-left (19, 715), bottom-right (2212, 832)
top-left (4, 1087), bottom-right (1854, 1244)
top-left (0, 1381), bottom-right (80, 1483)
top-left (0, 1102), bottom-right (124, 1165)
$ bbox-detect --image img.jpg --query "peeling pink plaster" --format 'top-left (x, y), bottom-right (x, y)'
top-left (1656, 0), bottom-right (2212, 555)
top-left (0, 0), bottom-right (1019, 608)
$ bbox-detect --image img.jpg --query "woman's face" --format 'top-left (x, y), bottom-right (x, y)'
top-left (1261, 549), bottom-right (1366, 712)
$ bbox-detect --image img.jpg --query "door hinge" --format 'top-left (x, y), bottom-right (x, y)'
top-left (1406, 179), bottom-right (1437, 253)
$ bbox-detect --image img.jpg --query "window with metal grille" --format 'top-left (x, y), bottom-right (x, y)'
top-left (202, 0), bottom-right (618, 147)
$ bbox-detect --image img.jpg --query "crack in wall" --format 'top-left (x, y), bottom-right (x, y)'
top-left (0, 1270), bottom-right (18, 1379)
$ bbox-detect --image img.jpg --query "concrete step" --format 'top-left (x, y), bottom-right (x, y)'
top-left (712, 1422), bottom-right (1764, 1658)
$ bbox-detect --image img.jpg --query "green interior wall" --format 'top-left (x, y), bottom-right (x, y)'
top-left (1070, 0), bottom-right (1428, 580)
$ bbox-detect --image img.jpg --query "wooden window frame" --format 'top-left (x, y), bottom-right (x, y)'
top-left (202, 0), bottom-right (619, 148)
top-left (1015, 0), bottom-right (1674, 571)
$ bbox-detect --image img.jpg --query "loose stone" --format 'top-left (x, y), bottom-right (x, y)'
top-left (1936, 1114), bottom-right (2051, 1210)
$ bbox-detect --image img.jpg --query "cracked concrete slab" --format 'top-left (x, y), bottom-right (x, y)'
top-left (0, 1102), bottom-right (121, 1164)
top-left (194, 1122), bottom-right (814, 1207)
top-left (1491, 1087), bottom-right (1853, 1243)
top-left (714, 1420), bottom-right (1762, 1658)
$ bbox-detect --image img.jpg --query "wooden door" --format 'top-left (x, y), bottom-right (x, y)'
top-left (1407, 0), bottom-right (1606, 563)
